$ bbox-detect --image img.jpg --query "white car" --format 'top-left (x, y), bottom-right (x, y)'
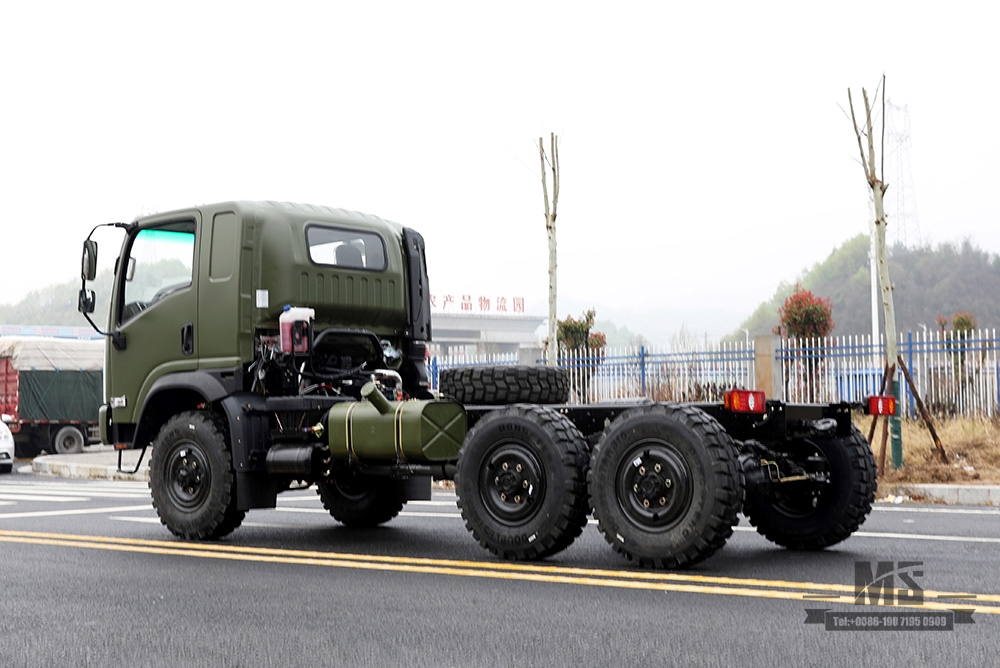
top-left (0, 420), bottom-right (13, 473)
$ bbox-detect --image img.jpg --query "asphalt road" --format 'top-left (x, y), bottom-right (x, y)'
top-left (1, 468), bottom-right (998, 668)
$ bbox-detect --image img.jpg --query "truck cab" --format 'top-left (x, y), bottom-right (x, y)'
top-left (82, 201), bottom-right (432, 452)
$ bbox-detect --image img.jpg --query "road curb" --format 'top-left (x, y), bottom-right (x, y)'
top-left (32, 450), bottom-right (150, 483)
top-left (879, 483), bottom-right (1000, 506)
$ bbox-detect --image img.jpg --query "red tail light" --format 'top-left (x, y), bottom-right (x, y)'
top-left (867, 396), bottom-right (897, 416)
top-left (724, 390), bottom-right (766, 414)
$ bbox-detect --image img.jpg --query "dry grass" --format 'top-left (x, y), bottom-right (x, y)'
top-left (855, 415), bottom-right (1000, 484)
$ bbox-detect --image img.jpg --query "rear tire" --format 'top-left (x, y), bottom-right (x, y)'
top-left (456, 405), bottom-right (589, 560)
top-left (316, 470), bottom-right (405, 527)
top-left (742, 426), bottom-right (876, 550)
top-left (52, 426), bottom-right (86, 454)
top-left (439, 365), bottom-right (569, 405)
top-left (149, 411), bottom-right (245, 540)
top-left (589, 404), bottom-right (743, 569)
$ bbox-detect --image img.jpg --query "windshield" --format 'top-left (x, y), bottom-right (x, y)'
top-left (120, 223), bottom-right (195, 323)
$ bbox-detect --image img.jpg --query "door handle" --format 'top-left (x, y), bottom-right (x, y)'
top-left (181, 322), bottom-right (194, 356)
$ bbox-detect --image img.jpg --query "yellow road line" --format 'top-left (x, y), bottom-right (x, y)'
top-left (1, 529), bottom-right (997, 614)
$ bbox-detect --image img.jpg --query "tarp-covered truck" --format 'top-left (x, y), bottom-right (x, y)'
top-left (0, 337), bottom-right (103, 456)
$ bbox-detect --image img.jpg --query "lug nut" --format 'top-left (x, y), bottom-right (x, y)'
top-left (522, 480), bottom-right (529, 489)
top-left (501, 493), bottom-right (507, 501)
top-left (514, 495), bottom-right (521, 503)
top-left (642, 499), bottom-right (650, 508)
top-left (516, 464), bottom-right (522, 473)
top-left (502, 462), bottom-right (508, 471)
top-left (633, 484), bottom-right (639, 493)
top-left (659, 496), bottom-right (666, 506)
top-left (654, 463), bottom-right (661, 473)
top-left (638, 466), bottom-right (646, 475)
top-left (664, 479), bottom-right (672, 488)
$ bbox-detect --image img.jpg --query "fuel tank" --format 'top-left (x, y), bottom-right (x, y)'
top-left (326, 382), bottom-right (466, 462)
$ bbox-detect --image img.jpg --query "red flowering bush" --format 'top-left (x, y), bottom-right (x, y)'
top-left (774, 285), bottom-right (834, 338)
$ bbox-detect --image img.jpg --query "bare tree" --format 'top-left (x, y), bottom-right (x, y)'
top-left (848, 78), bottom-right (947, 469)
top-left (539, 133), bottom-right (560, 366)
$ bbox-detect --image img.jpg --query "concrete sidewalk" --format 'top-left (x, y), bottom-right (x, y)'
top-left (25, 450), bottom-right (1000, 506)
top-left (30, 446), bottom-right (150, 482)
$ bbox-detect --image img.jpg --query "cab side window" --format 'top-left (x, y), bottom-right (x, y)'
top-left (120, 222), bottom-right (196, 323)
top-left (306, 225), bottom-right (386, 271)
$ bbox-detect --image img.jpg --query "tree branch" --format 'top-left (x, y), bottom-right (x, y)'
top-left (848, 89), bottom-right (872, 184)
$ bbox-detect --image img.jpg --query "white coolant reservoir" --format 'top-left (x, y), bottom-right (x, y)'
top-left (279, 306), bottom-right (315, 353)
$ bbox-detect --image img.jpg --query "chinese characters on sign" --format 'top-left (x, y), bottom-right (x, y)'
top-left (430, 294), bottom-right (525, 314)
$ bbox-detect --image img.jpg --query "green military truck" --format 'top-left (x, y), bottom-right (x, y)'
top-left (78, 201), bottom-right (883, 569)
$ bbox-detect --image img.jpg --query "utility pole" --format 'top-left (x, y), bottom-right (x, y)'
top-left (540, 133), bottom-right (560, 366)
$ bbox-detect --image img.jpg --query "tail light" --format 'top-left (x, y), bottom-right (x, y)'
top-left (724, 390), bottom-right (766, 414)
top-left (867, 395), bottom-right (897, 416)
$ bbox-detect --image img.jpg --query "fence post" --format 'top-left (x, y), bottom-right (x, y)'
top-left (907, 330), bottom-right (915, 418)
top-left (754, 336), bottom-right (784, 401)
top-left (640, 345), bottom-right (647, 397)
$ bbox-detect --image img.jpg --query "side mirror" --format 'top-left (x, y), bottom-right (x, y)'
top-left (82, 240), bottom-right (98, 281)
top-left (78, 288), bottom-right (96, 314)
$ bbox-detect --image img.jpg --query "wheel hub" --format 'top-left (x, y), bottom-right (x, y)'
top-left (167, 446), bottom-right (210, 510)
top-left (617, 443), bottom-right (692, 530)
top-left (479, 444), bottom-right (544, 524)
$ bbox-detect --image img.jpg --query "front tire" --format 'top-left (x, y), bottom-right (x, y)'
top-left (456, 405), bottom-right (589, 560)
top-left (742, 426), bottom-right (876, 550)
top-left (589, 404), bottom-right (743, 569)
top-left (149, 411), bottom-right (245, 540)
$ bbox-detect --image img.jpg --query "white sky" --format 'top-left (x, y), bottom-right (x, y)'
top-left (2, 1), bottom-right (997, 342)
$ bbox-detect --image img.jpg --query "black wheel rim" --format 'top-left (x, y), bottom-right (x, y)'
top-left (615, 439), bottom-right (693, 531)
top-left (478, 441), bottom-right (546, 525)
top-left (165, 442), bottom-right (211, 511)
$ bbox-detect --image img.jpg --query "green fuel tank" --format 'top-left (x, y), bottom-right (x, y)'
top-left (326, 382), bottom-right (466, 462)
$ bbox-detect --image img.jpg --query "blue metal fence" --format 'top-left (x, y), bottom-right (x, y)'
top-left (430, 329), bottom-right (1000, 418)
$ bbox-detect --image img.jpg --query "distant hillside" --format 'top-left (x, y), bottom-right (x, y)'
top-left (0, 271), bottom-right (112, 327)
top-left (733, 235), bottom-right (1000, 339)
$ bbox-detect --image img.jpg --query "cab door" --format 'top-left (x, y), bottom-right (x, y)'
top-left (106, 214), bottom-right (201, 437)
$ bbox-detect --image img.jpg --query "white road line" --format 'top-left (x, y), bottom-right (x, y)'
top-left (0, 491), bottom-right (151, 501)
top-left (0, 494), bottom-right (85, 503)
top-left (0, 504), bottom-right (152, 520)
top-left (732, 525), bottom-right (1000, 544)
top-left (873, 506), bottom-right (1000, 516)
top-left (853, 530), bottom-right (1000, 544)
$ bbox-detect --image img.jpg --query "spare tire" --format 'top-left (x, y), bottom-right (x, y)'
top-left (439, 365), bottom-right (569, 405)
